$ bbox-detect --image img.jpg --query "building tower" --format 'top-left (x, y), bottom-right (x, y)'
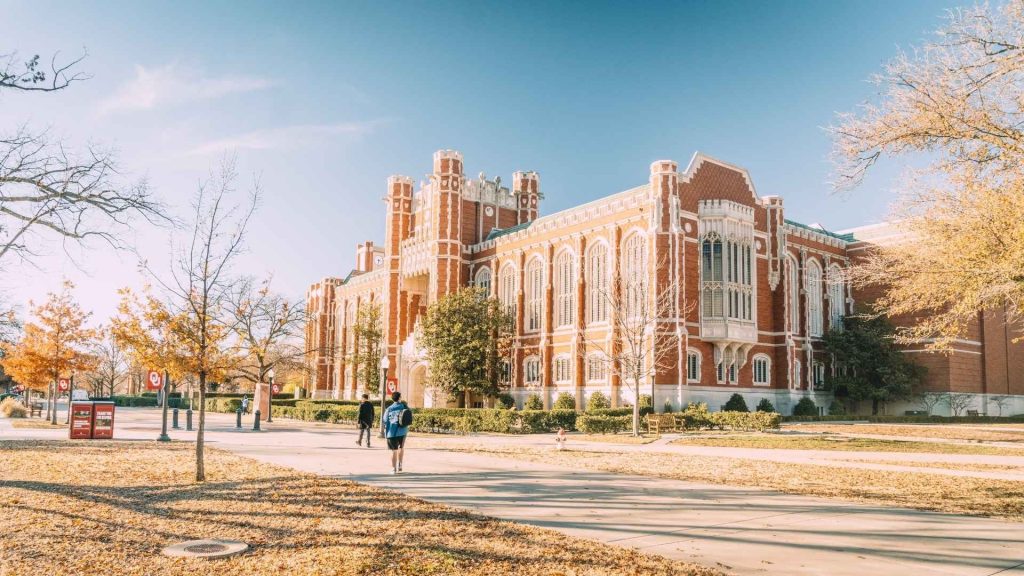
top-left (431, 149), bottom-right (464, 300)
top-left (513, 170), bottom-right (540, 225)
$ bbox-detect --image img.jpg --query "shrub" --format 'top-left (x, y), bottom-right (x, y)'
top-left (710, 410), bottom-right (782, 431)
top-left (496, 393), bottom-right (515, 409)
top-left (578, 414), bottom-right (630, 434)
top-left (755, 398), bottom-right (776, 413)
top-left (663, 400), bottom-right (674, 413)
top-left (679, 402), bottom-right (714, 430)
top-left (525, 394), bottom-right (544, 410)
top-left (723, 393), bottom-right (749, 413)
top-left (793, 397), bottom-right (818, 416)
top-left (553, 392), bottom-right (576, 410)
top-left (0, 397), bottom-right (27, 418)
top-left (639, 394), bottom-right (653, 408)
top-left (828, 401), bottom-right (847, 416)
top-left (586, 391), bottom-right (610, 411)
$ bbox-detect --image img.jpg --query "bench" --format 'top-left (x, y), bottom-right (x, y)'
top-left (645, 413), bottom-right (678, 434)
top-left (28, 402), bottom-right (42, 418)
top-left (966, 410), bottom-right (980, 417)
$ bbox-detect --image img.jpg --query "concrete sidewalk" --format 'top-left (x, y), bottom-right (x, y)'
top-left (3, 408), bottom-right (1024, 576)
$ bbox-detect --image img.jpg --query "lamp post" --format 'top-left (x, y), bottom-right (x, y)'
top-left (378, 356), bottom-right (390, 438)
top-left (157, 370), bottom-right (171, 442)
top-left (266, 368), bottom-right (276, 423)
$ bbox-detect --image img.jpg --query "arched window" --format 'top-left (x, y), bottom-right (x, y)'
top-left (828, 265), bottom-right (845, 330)
top-left (586, 243), bottom-right (609, 324)
top-left (812, 361), bottom-right (825, 389)
top-left (701, 232), bottom-right (724, 318)
top-left (787, 256), bottom-right (800, 334)
top-left (499, 264), bottom-right (517, 315)
top-left (500, 361), bottom-right (512, 385)
top-left (526, 257), bottom-right (544, 332)
top-left (586, 354), bottom-right (607, 382)
top-left (524, 356), bottom-right (541, 384)
top-left (806, 260), bottom-right (823, 337)
top-left (686, 350), bottom-right (701, 383)
top-left (555, 250), bottom-right (576, 327)
top-left (474, 266), bottom-right (491, 295)
top-left (752, 354), bottom-right (771, 386)
top-left (622, 233), bottom-right (647, 318)
top-left (554, 355), bottom-right (571, 383)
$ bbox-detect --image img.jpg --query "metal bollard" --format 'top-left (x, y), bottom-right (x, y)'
top-left (235, 408), bottom-right (242, 429)
top-left (186, 408), bottom-right (193, 431)
top-left (172, 408), bottom-right (180, 429)
top-left (253, 409), bottom-right (261, 431)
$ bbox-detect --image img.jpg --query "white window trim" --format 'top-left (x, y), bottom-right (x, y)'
top-left (586, 354), bottom-right (607, 383)
top-left (752, 353), bottom-right (771, 387)
top-left (553, 354), bottom-right (572, 384)
top-left (686, 350), bottom-right (701, 383)
top-left (524, 355), bottom-right (541, 385)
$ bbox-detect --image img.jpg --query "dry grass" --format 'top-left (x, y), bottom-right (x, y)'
top-left (671, 434), bottom-right (1024, 456)
top-left (453, 446), bottom-right (1024, 521)
top-left (0, 440), bottom-right (722, 576)
top-left (572, 434), bottom-right (660, 445)
top-left (9, 420), bottom-right (65, 430)
top-left (848, 458), bottom-right (1024, 473)
top-left (792, 424), bottom-right (1024, 443)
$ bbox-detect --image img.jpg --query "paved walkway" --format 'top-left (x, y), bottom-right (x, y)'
top-left (3, 408), bottom-right (1024, 576)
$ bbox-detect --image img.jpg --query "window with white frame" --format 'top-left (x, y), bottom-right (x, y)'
top-left (787, 256), bottom-right (800, 334)
top-left (752, 354), bottom-right (770, 386)
top-left (701, 231), bottom-right (753, 321)
top-left (827, 265), bottom-right (845, 330)
top-left (812, 361), bottom-right (825, 389)
top-left (500, 361), bottom-right (512, 385)
top-left (586, 243), bottom-right (609, 324)
top-left (586, 355), bottom-right (606, 382)
top-left (793, 359), bottom-right (802, 389)
top-left (554, 356), bottom-right (571, 383)
top-left (806, 259), bottom-right (823, 337)
top-left (499, 264), bottom-right (517, 315)
top-left (555, 250), bottom-right (576, 327)
top-left (716, 361), bottom-right (724, 383)
top-left (621, 233), bottom-right (647, 318)
top-left (686, 350), bottom-right (701, 383)
top-left (524, 357), bottom-right (541, 384)
top-left (475, 267), bottom-right (491, 295)
top-left (526, 258), bottom-right (544, 331)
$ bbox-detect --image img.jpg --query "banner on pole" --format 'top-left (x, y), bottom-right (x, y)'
top-left (146, 370), bottom-right (163, 391)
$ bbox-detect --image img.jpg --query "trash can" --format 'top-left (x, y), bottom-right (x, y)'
top-left (69, 401), bottom-right (94, 440)
top-left (91, 401), bottom-right (115, 439)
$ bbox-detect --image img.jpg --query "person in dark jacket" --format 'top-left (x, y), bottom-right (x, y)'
top-left (356, 394), bottom-right (374, 447)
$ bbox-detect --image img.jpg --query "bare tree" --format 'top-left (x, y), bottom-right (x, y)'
top-left (87, 334), bottom-right (127, 397)
top-left (945, 392), bottom-right (975, 417)
top-left (585, 260), bottom-right (687, 436)
top-left (227, 276), bottom-right (306, 388)
top-left (917, 392), bottom-right (945, 416)
top-left (0, 50), bottom-right (89, 93)
top-left (146, 159), bottom-right (257, 481)
top-left (989, 394), bottom-right (1012, 417)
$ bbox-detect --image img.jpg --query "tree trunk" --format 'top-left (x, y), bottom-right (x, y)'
top-left (44, 382), bottom-right (52, 421)
top-left (872, 398), bottom-right (879, 416)
top-left (196, 371), bottom-right (206, 482)
top-left (632, 392), bottom-right (640, 437)
top-left (49, 381), bottom-right (57, 425)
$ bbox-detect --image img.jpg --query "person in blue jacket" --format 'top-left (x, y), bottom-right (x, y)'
top-left (382, 391), bottom-right (409, 474)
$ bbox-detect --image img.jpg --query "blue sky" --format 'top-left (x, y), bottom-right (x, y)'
top-left (1, 0), bottom-right (950, 320)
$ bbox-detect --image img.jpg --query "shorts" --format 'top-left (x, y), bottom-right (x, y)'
top-left (386, 435), bottom-right (407, 450)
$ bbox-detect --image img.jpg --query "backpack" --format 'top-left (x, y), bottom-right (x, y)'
top-left (399, 407), bottom-right (413, 427)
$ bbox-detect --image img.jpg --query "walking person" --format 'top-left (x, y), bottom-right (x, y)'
top-left (356, 393), bottom-right (374, 447)
top-left (382, 391), bottom-right (412, 474)
top-left (241, 395), bottom-right (250, 415)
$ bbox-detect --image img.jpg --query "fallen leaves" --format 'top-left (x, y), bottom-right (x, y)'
top-left (0, 440), bottom-right (723, 576)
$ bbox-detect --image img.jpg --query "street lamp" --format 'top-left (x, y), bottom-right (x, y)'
top-left (378, 356), bottom-right (390, 438)
top-left (266, 368), bottom-right (275, 423)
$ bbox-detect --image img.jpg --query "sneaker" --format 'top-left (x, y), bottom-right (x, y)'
top-left (355, 440), bottom-right (361, 446)
top-left (391, 467), bottom-right (397, 475)
top-left (397, 463), bottom-right (403, 472)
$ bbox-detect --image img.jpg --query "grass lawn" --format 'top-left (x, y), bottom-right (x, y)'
top-left (571, 433), bottom-right (660, 445)
top-left (670, 434), bottom-right (1024, 456)
top-left (790, 424), bottom-right (1024, 443)
top-left (452, 446), bottom-right (1024, 521)
top-left (9, 419), bottom-right (66, 430)
top-left (0, 441), bottom-right (721, 576)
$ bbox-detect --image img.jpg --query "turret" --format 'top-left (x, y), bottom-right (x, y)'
top-left (513, 170), bottom-right (540, 224)
top-left (650, 160), bottom-right (679, 232)
top-left (431, 150), bottom-right (464, 298)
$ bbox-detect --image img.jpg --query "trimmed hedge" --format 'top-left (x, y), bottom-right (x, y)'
top-left (784, 414), bottom-right (1024, 423)
top-left (577, 414), bottom-right (630, 434)
top-left (710, 410), bottom-right (781, 431)
top-left (112, 395), bottom-right (159, 407)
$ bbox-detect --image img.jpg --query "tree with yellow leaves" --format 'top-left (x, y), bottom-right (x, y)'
top-left (830, 1), bottom-right (1024, 349)
top-left (1, 280), bottom-right (99, 423)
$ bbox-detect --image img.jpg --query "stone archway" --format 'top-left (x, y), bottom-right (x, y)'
top-left (408, 364), bottom-right (427, 408)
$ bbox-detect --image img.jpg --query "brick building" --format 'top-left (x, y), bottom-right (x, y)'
top-left (304, 149), bottom-right (1023, 416)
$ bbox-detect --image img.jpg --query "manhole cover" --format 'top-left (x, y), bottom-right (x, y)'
top-left (163, 539), bottom-right (248, 559)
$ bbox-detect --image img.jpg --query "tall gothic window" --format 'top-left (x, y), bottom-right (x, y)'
top-left (524, 356), bottom-right (541, 384)
top-left (701, 232), bottom-right (724, 317)
top-left (702, 231), bottom-right (752, 321)
top-left (586, 354), bottom-right (606, 382)
top-left (806, 260), bottom-right (823, 337)
top-left (752, 354), bottom-right (770, 386)
top-left (787, 256), bottom-right (800, 334)
top-left (499, 264), bottom-right (517, 316)
top-left (686, 350), bottom-right (701, 383)
top-left (828, 265), bottom-right (845, 330)
top-left (586, 243), bottom-right (608, 324)
top-left (554, 356), bottom-right (571, 383)
top-left (526, 257), bottom-right (544, 332)
top-left (622, 233), bottom-right (647, 318)
top-left (555, 250), bottom-right (576, 327)
top-left (475, 267), bottom-right (491, 295)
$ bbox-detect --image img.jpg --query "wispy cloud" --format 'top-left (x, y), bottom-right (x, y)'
top-left (188, 121), bottom-right (385, 156)
top-left (100, 63), bottom-right (271, 113)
